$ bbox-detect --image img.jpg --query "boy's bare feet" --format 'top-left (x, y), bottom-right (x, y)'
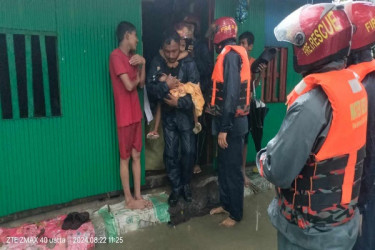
top-left (193, 165), bottom-right (202, 174)
top-left (210, 206), bottom-right (228, 215)
top-left (125, 199), bottom-right (146, 210)
top-left (220, 217), bottom-right (237, 227)
top-left (135, 196), bottom-right (153, 208)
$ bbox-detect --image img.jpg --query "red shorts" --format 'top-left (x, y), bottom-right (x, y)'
top-left (117, 122), bottom-right (142, 160)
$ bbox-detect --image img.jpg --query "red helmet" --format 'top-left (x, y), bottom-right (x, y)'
top-left (274, 3), bottom-right (352, 73)
top-left (211, 17), bottom-right (238, 45)
top-left (344, 1), bottom-right (375, 52)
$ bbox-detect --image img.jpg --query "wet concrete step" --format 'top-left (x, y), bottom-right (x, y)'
top-left (93, 168), bottom-right (272, 237)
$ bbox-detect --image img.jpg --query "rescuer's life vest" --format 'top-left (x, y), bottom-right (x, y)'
top-left (348, 60), bottom-right (375, 82)
top-left (206, 45), bottom-right (251, 116)
top-left (278, 69), bottom-right (368, 229)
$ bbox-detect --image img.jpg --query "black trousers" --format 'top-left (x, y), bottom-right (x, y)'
top-left (163, 126), bottom-right (196, 194)
top-left (195, 112), bottom-right (211, 165)
top-left (217, 134), bottom-right (245, 221)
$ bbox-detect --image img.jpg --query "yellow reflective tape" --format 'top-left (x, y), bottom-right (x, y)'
top-left (302, 11), bottom-right (343, 56)
top-left (365, 18), bottom-right (375, 33)
top-left (350, 97), bottom-right (367, 121)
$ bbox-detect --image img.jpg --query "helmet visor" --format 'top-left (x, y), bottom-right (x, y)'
top-left (274, 4), bottom-right (336, 47)
top-left (274, 6), bottom-right (305, 46)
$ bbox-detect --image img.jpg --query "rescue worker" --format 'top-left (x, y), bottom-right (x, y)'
top-left (146, 30), bottom-right (200, 207)
top-left (206, 17), bottom-right (251, 227)
top-left (256, 3), bottom-right (367, 249)
top-left (344, 2), bottom-right (375, 250)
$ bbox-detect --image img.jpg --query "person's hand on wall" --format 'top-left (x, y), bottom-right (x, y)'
top-left (164, 94), bottom-right (179, 107)
top-left (218, 132), bottom-right (228, 149)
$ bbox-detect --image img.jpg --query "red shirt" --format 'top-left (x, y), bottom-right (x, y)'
top-left (109, 48), bottom-right (142, 127)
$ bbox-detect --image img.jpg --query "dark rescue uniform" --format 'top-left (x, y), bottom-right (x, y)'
top-left (208, 43), bottom-right (251, 221)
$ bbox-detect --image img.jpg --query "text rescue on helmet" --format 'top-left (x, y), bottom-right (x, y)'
top-left (302, 11), bottom-right (343, 56)
top-left (365, 17), bottom-right (375, 33)
top-left (220, 24), bottom-right (236, 33)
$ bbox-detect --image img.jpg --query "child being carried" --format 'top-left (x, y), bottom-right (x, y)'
top-left (147, 71), bottom-right (205, 140)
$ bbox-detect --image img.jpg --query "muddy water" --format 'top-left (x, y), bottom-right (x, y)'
top-left (97, 190), bottom-right (277, 250)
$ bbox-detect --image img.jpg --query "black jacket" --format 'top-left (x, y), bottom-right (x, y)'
top-left (212, 42), bottom-right (248, 136)
top-left (147, 53), bottom-right (200, 131)
top-left (359, 71), bottom-right (375, 206)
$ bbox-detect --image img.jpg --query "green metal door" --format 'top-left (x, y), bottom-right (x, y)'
top-left (0, 0), bottom-right (144, 217)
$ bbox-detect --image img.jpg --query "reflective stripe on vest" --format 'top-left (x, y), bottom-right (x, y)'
top-left (348, 60), bottom-right (375, 82)
top-left (207, 45), bottom-right (251, 116)
top-left (280, 69), bottom-right (368, 227)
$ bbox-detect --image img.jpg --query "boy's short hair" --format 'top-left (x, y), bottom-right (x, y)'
top-left (162, 29), bottom-right (181, 47)
top-left (239, 31), bottom-right (254, 45)
top-left (116, 21), bottom-right (136, 44)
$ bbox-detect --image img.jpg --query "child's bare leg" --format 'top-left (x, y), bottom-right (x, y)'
top-left (192, 109), bottom-right (202, 134)
top-left (147, 104), bottom-right (161, 139)
top-left (132, 149), bottom-right (152, 208)
top-left (120, 158), bottom-right (145, 209)
top-left (193, 109), bottom-right (202, 174)
top-left (153, 103), bottom-right (161, 133)
top-left (193, 110), bottom-right (198, 124)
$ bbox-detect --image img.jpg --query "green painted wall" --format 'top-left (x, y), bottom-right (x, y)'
top-left (214, 0), bottom-right (302, 162)
top-left (0, 0), bottom-right (144, 217)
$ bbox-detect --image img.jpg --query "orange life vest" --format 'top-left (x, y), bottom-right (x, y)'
top-left (206, 45), bottom-right (251, 116)
top-left (348, 59), bottom-right (375, 82)
top-left (279, 69), bottom-right (368, 228)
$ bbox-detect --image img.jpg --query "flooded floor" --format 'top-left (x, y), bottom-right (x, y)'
top-left (97, 189), bottom-right (277, 250)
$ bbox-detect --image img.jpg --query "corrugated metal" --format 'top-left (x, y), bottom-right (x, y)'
top-left (0, 0), bottom-right (144, 217)
top-left (0, 0), bottom-right (56, 32)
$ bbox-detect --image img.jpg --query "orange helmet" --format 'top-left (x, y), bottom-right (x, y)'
top-left (344, 1), bottom-right (375, 52)
top-left (210, 17), bottom-right (238, 45)
top-left (274, 3), bottom-right (352, 73)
